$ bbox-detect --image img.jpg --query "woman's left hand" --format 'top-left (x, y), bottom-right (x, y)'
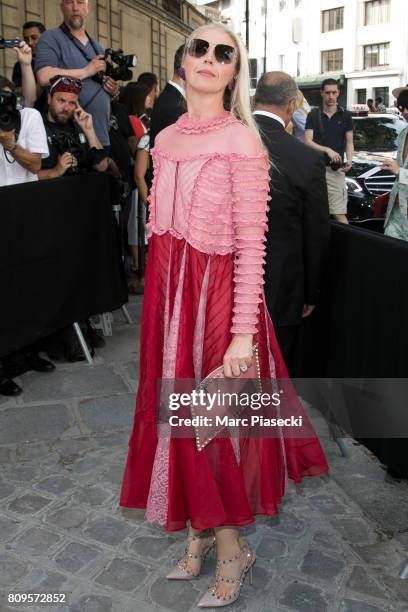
top-left (382, 159), bottom-right (400, 176)
top-left (223, 334), bottom-right (253, 378)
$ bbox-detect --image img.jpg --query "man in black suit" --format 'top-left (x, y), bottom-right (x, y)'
top-left (254, 72), bottom-right (330, 376)
top-left (149, 44), bottom-right (186, 148)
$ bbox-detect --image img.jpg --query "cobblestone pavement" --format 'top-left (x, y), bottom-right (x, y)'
top-left (0, 295), bottom-right (407, 612)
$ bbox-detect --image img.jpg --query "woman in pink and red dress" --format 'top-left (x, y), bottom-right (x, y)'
top-left (120, 23), bottom-right (328, 607)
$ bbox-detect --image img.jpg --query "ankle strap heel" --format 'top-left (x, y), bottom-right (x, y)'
top-left (197, 544), bottom-right (256, 607)
top-left (166, 531), bottom-right (216, 581)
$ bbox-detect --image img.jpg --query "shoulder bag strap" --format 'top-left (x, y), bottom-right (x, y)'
top-left (58, 23), bottom-right (104, 110)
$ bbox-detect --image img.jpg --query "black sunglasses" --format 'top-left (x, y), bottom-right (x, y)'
top-left (187, 38), bottom-right (237, 65)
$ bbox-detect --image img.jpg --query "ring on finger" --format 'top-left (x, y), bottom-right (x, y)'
top-left (239, 363), bottom-right (248, 373)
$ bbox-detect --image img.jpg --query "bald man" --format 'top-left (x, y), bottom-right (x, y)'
top-left (35, 0), bottom-right (119, 149)
top-left (254, 71), bottom-right (330, 376)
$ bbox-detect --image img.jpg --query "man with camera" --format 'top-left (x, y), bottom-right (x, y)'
top-left (38, 75), bottom-right (108, 179)
top-left (35, 0), bottom-right (120, 149)
top-left (0, 76), bottom-right (48, 186)
top-left (10, 21), bottom-right (47, 112)
top-left (305, 78), bottom-right (354, 224)
top-left (0, 76), bottom-right (53, 395)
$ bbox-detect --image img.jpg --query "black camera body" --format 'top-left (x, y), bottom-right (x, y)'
top-left (93, 48), bottom-right (137, 84)
top-left (0, 37), bottom-right (21, 49)
top-left (50, 131), bottom-right (107, 173)
top-left (0, 91), bottom-right (21, 133)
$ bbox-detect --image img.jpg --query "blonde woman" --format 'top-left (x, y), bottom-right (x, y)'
top-left (291, 89), bottom-right (310, 142)
top-left (121, 24), bottom-right (328, 607)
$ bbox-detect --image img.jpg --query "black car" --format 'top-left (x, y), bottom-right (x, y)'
top-left (347, 112), bottom-right (406, 223)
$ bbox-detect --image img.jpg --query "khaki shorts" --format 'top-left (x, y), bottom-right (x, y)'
top-left (325, 167), bottom-right (347, 215)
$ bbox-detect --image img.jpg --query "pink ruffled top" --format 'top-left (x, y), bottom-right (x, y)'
top-left (147, 110), bottom-right (270, 335)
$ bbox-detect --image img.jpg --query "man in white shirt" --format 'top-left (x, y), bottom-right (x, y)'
top-left (0, 76), bottom-right (48, 187)
top-left (0, 76), bottom-right (52, 397)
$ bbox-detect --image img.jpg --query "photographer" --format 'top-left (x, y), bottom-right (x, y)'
top-left (11, 22), bottom-right (47, 112)
top-left (0, 76), bottom-right (53, 396)
top-left (38, 75), bottom-right (108, 179)
top-left (305, 78), bottom-right (354, 224)
top-left (35, 0), bottom-right (119, 149)
top-left (0, 76), bottom-right (48, 186)
top-left (11, 41), bottom-right (38, 109)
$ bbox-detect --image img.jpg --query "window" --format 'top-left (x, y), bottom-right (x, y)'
top-left (374, 86), bottom-right (389, 107)
top-left (363, 43), bottom-right (389, 68)
top-left (162, 0), bottom-right (181, 19)
top-left (279, 54), bottom-right (285, 71)
top-left (356, 88), bottom-right (367, 104)
top-left (279, 0), bottom-right (286, 11)
top-left (249, 58), bottom-right (258, 89)
top-left (295, 0), bottom-right (302, 7)
top-left (353, 115), bottom-right (404, 152)
top-left (297, 52), bottom-right (301, 77)
top-left (365, 0), bottom-right (390, 25)
top-left (322, 7), bottom-right (344, 32)
top-left (321, 49), bottom-right (343, 72)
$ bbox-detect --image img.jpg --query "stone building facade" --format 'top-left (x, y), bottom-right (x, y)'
top-left (0, 0), bottom-right (208, 85)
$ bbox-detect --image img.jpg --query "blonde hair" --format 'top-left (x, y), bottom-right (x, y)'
top-left (183, 23), bottom-right (263, 146)
top-left (294, 90), bottom-right (310, 115)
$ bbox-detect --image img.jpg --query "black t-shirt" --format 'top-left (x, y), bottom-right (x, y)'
top-left (109, 102), bottom-right (133, 183)
top-left (12, 60), bottom-right (48, 115)
top-left (41, 115), bottom-right (89, 170)
top-left (305, 106), bottom-right (353, 158)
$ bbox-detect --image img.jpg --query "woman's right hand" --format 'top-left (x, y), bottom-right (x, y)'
top-left (223, 334), bottom-right (253, 378)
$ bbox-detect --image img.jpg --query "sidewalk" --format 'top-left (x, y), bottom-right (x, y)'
top-left (0, 295), bottom-right (407, 612)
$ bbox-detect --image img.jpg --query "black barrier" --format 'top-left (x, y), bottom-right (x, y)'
top-left (0, 173), bottom-right (128, 357)
top-left (305, 221), bottom-right (408, 475)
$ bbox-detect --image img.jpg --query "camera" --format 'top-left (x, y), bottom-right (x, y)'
top-left (93, 48), bottom-right (137, 84)
top-left (0, 37), bottom-right (21, 49)
top-left (50, 132), bottom-right (107, 173)
top-left (0, 91), bottom-right (21, 133)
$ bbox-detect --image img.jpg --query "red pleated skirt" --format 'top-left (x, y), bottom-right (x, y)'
top-left (120, 233), bottom-right (328, 531)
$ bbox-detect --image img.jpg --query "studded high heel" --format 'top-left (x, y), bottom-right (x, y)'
top-left (196, 544), bottom-right (256, 608)
top-left (166, 530), bottom-right (216, 580)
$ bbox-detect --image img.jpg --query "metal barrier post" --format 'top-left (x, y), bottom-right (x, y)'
top-left (73, 322), bottom-right (93, 365)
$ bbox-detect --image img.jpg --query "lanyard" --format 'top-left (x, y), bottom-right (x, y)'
top-left (58, 23), bottom-right (105, 110)
top-left (59, 23), bottom-right (101, 62)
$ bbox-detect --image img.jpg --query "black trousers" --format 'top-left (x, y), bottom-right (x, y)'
top-left (1, 344), bottom-right (40, 379)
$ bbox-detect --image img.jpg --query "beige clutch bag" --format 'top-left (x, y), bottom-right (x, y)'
top-left (190, 345), bottom-right (261, 451)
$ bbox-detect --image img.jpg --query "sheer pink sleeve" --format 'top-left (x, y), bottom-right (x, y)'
top-left (230, 152), bottom-right (270, 335)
